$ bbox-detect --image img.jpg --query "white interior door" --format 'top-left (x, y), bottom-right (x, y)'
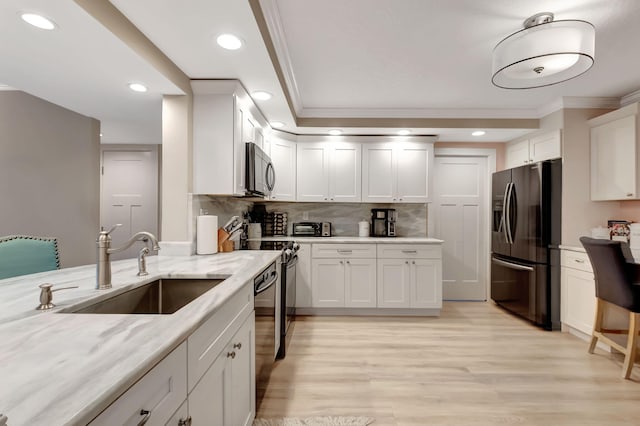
top-left (101, 148), bottom-right (158, 260)
top-left (433, 155), bottom-right (488, 301)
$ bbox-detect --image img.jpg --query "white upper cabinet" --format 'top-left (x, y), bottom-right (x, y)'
top-left (589, 104), bottom-right (640, 200)
top-left (296, 139), bottom-right (361, 202)
top-left (191, 80), bottom-right (267, 195)
top-left (362, 141), bottom-right (433, 203)
top-left (505, 129), bottom-right (562, 169)
top-left (267, 135), bottom-right (296, 201)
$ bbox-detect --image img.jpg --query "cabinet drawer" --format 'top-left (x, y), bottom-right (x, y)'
top-left (312, 244), bottom-right (376, 258)
top-left (90, 342), bottom-right (187, 426)
top-left (561, 250), bottom-right (592, 273)
top-left (377, 244), bottom-right (442, 259)
top-left (187, 283), bottom-right (252, 392)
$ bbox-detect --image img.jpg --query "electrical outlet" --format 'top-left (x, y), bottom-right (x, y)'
top-left (302, 211), bottom-right (309, 220)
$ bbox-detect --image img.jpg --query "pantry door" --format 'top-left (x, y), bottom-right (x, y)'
top-left (432, 152), bottom-right (492, 301)
top-left (101, 147), bottom-right (158, 260)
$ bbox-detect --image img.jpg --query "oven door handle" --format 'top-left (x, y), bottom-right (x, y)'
top-left (491, 257), bottom-right (534, 272)
top-left (255, 270), bottom-right (278, 295)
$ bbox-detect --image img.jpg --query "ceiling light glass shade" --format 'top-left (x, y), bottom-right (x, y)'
top-left (21, 13), bottom-right (56, 30)
top-left (128, 83), bottom-right (147, 92)
top-left (216, 34), bottom-right (243, 50)
top-left (492, 19), bottom-right (595, 89)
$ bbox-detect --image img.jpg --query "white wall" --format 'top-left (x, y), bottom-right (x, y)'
top-left (0, 91), bottom-right (100, 267)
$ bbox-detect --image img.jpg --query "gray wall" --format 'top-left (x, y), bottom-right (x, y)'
top-left (0, 91), bottom-right (100, 267)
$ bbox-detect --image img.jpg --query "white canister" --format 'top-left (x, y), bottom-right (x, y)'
top-left (196, 215), bottom-right (218, 254)
top-left (630, 223), bottom-right (640, 249)
top-left (248, 223), bottom-right (262, 250)
top-left (358, 221), bottom-right (369, 237)
top-left (590, 226), bottom-right (609, 240)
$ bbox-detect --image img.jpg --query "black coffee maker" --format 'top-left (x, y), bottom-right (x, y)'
top-left (371, 208), bottom-right (397, 237)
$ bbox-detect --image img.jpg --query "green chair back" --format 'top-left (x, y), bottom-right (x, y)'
top-left (0, 236), bottom-right (60, 280)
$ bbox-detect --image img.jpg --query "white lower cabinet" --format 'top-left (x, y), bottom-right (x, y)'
top-left (189, 312), bottom-right (255, 426)
top-left (90, 283), bottom-right (256, 426)
top-left (295, 243), bottom-right (312, 308)
top-left (306, 243), bottom-right (442, 312)
top-left (89, 342), bottom-right (188, 426)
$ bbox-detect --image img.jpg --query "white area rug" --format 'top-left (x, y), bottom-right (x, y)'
top-left (253, 416), bottom-right (374, 426)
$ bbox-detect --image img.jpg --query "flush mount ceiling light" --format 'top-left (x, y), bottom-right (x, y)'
top-left (216, 33), bottom-right (243, 50)
top-left (270, 121), bottom-right (285, 128)
top-left (328, 129), bottom-right (342, 136)
top-left (128, 83), bottom-right (147, 93)
top-left (21, 13), bottom-right (56, 30)
top-left (492, 12), bottom-right (595, 89)
top-left (397, 129), bottom-right (411, 136)
top-left (251, 91), bottom-right (272, 101)
top-left (472, 130), bottom-right (486, 136)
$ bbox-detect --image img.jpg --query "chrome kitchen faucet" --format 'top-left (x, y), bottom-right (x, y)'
top-left (96, 224), bottom-right (160, 289)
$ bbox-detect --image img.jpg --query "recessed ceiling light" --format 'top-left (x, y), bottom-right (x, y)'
top-left (216, 33), bottom-right (243, 50)
top-left (329, 129), bottom-right (342, 136)
top-left (472, 130), bottom-right (486, 136)
top-left (21, 13), bottom-right (56, 30)
top-left (128, 83), bottom-right (147, 93)
top-left (397, 129), bottom-right (411, 136)
top-left (270, 121), bottom-right (285, 128)
top-left (252, 91), bottom-right (272, 101)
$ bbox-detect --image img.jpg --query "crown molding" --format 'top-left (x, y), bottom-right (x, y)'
top-left (298, 107), bottom-right (539, 120)
top-left (621, 88), bottom-right (640, 106)
top-left (536, 96), bottom-right (620, 118)
top-left (259, 0), bottom-right (303, 116)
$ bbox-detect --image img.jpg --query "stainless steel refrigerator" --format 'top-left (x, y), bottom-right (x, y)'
top-left (491, 159), bottom-right (562, 330)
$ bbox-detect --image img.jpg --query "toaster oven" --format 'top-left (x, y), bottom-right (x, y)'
top-left (292, 222), bottom-right (332, 237)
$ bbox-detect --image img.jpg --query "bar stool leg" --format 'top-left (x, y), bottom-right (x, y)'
top-left (589, 298), bottom-right (604, 354)
top-left (622, 312), bottom-right (639, 379)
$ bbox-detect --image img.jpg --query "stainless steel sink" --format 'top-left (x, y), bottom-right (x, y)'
top-left (66, 278), bottom-right (226, 315)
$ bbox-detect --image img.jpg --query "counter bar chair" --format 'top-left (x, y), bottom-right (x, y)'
top-left (0, 235), bottom-right (60, 280)
top-left (580, 237), bottom-right (640, 379)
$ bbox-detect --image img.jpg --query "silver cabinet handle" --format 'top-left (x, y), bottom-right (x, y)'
top-left (233, 342), bottom-right (242, 350)
top-left (178, 417), bottom-right (193, 426)
top-left (574, 259), bottom-right (585, 263)
top-left (491, 257), bottom-right (534, 272)
top-left (137, 409), bottom-right (151, 426)
top-left (627, 193), bottom-right (634, 197)
top-left (337, 249), bottom-right (353, 254)
top-left (401, 250), bottom-right (417, 254)
top-left (227, 351), bottom-right (236, 359)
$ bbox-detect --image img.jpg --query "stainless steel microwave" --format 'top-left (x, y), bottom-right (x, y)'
top-left (245, 142), bottom-right (275, 197)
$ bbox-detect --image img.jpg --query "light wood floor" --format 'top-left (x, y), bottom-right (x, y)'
top-left (257, 302), bottom-right (640, 425)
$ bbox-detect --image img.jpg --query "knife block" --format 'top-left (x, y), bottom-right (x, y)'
top-left (217, 228), bottom-right (235, 252)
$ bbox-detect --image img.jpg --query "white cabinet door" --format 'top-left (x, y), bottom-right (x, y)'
top-left (590, 115), bottom-right (637, 200)
top-left (229, 313), bottom-right (255, 426)
top-left (411, 259), bottom-right (442, 308)
top-left (530, 130), bottom-right (561, 162)
top-left (329, 143), bottom-right (361, 202)
top-left (296, 143), bottom-right (329, 201)
top-left (269, 138), bottom-right (296, 201)
top-left (362, 144), bottom-right (395, 202)
top-left (376, 258), bottom-right (411, 308)
top-left (561, 266), bottom-right (595, 335)
top-left (188, 312), bottom-right (255, 426)
top-left (311, 258), bottom-right (345, 307)
top-left (295, 243), bottom-right (312, 308)
top-left (345, 258), bottom-right (377, 307)
top-left (505, 139), bottom-right (530, 169)
top-left (396, 143), bottom-right (431, 203)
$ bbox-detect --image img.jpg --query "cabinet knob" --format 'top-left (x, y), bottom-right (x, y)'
top-left (405, 261), bottom-right (409, 265)
top-left (227, 351), bottom-right (236, 359)
top-left (412, 261), bottom-right (416, 265)
top-left (178, 417), bottom-right (193, 426)
top-left (137, 409), bottom-right (151, 426)
top-left (399, 198), bottom-right (403, 201)
top-left (233, 342), bottom-right (242, 350)
top-left (627, 193), bottom-right (633, 197)
top-left (346, 260), bottom-right (350, 264)
top-left (340, 260), bottom-right (344, 265)
top-left (324, 197), bottom-right (328, 201)
top-left (393, 198), bottom-right (397, 201)
top-left (523, 160), bottom-right (527, 164)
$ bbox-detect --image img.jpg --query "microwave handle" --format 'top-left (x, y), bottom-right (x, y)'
top-left (266, 162), bottom-right (276, 192)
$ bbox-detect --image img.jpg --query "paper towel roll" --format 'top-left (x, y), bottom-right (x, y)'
top-left (197, 215), bottom-right (218, 254)
top-left (358, 221), bottom-right (369, 237)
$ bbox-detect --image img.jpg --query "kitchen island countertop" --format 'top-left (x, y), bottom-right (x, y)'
top-left (0, 250), bottom-right (280, 426)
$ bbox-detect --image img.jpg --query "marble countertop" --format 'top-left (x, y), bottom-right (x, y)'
top-left (252, 236), bottom-right (444, 244)
top-left (0, 250), bottom-right (280, 426)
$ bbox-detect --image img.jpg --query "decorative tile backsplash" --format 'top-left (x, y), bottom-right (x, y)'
top-left (192, 195), bottom-right (427, 238)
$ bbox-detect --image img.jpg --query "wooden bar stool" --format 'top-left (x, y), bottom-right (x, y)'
top-left (580, 237), bottom-right (640, 379)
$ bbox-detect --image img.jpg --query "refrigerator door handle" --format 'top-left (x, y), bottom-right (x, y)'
top-left (504, 182), bottom-right (514, 244)
top-left (491, 257), bottom-right (534, 272)
top-left (500, 183), bottom-right (509, 243)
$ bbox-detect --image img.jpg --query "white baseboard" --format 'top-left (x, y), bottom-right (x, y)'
top-left (562, 322), bottom-right (613, 353)
top-left (158, 241), bottom-right (195, 256)
top-left (296, 307), bottom-right (441, 317)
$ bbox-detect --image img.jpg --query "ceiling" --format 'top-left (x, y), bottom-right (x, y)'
top-left (1, 0), bottom-right (639, 143)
